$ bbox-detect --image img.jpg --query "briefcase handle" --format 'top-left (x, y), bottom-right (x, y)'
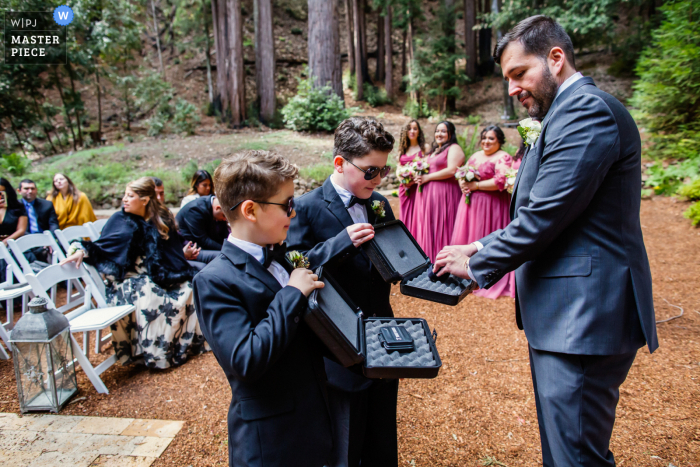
top-left (432, 328), bottom-right (438, 344)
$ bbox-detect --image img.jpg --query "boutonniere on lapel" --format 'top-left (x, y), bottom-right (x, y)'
top-left (371, 200), bottom-right (386, 221)
top-left (517, 118), bottom-right (542, 147)
top-left (286, 250), bottom-right (310, 269)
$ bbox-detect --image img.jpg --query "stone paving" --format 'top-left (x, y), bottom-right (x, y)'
top-left (0, 412), bottom-right (183, 466)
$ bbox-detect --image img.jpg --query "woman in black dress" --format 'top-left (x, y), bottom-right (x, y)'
top-left (0, 178), bottom-right (27, 246)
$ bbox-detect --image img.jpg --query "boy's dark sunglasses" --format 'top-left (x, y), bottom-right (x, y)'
top-left (229, 198), bottom-right (295, 217)
top-left (343, 158), bottom-right (391, 180)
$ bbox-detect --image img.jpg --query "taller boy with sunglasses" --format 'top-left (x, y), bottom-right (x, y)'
top-left (287, 117), bottom-right (398, 467)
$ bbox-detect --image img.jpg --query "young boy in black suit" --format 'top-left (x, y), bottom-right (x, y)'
top-left (287, 117), bottom-right (398, 467)
top-left (192, 151), bottom-right (332, 467)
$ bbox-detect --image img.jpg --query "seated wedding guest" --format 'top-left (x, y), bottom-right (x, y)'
top-left (397, 119), bottom-right (425, 237)
top-left (152, 177), bottom-right (165, 204)
top-left (180, 169), bottom-right (213, 207)
top-left (451, 125), bottom-right (517, 299)
top-left (0, 178), bottom-right (27, 247)
top-left (60, 177), bottom-right (209, 369)
top-left (19, 179), bottom-right (60, 263)
top-left (176, 194), bottom-right (229, 251)
top-left (47, 173), bottom-right (97, 229)
top-left (193, 151), bottom-right (331, 467)
top-left (414, 121), bottom-right (465, 262)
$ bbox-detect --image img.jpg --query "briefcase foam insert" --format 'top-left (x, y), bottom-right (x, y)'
top-left (365, 320), bottom-right (436, 367)
top-left (373, 222), bottom-right (427, 275)
top-left (314, 272), bottom-right (359, 351)
top-left (405, 268), bottom-right (470, 296)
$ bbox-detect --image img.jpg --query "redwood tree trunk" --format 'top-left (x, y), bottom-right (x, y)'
top-left (344, 0), bottom-right (355, 74)
top-left (255, 0), bottom-right (275, 123)
top-left (212, 0), bottom-right (229, 114)
top-left (375, 8), bottom-right (384, 82)
top-left (443, 0), bottom-right (456, 112)
top-left (358, 0), bottom-right (370, 83)
top-left (464, 0), bottom-right (476, 80)
top-left (227, 0), bottom-right (245, 127)
top-left (308, 0), bottom-right (342, 98)
top-left (384, 6), bottom-right (393, 98)
top-left (353, 0), bottom-right (364, 99)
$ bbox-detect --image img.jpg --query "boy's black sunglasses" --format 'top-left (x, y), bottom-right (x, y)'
top-left (344, 158), bottom-right (391, 180)
top-left (230, 198), bottom-right (295, 217)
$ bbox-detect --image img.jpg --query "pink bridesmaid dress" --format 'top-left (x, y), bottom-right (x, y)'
top-left (414, 144), bottom-right (463, 262)
top-left (451, 153), bottom-right (519, 299)
top-left (398, 151), bottom-right (422, 237)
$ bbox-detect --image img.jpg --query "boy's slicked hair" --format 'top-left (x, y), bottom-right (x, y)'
top-left (333, 117), bottom-right (395, 162)
top-left (493, 15), bottom-right (576, 70)
top-left (215, 150), bottom-right (298, 221)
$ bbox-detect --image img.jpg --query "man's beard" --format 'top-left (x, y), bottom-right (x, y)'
top-left (517, 66), bottom-right (558, 120)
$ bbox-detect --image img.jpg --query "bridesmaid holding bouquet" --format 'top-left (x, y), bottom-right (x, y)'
top-left (396, 120), bottom-right (426, 237)
top-left (451, 125), bottom-right (518, 299)
top-left (414, 121), bottom-right (465, 262)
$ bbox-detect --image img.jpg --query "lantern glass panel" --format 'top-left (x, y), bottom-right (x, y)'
top-left (14, 341), bottom-right (55, 410)
top-left (50, 330), bottom-right (77, 407)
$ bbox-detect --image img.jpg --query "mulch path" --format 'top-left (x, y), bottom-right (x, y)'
top-left (2, 195), bottom-right (699, 466)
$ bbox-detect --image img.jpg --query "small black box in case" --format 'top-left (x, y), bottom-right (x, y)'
top-left (362, 219), bottom-right (475, 306)
top-left (305, 268), bottom-right (441, 379)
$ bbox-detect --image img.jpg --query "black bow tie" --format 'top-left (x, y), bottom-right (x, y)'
top-left (262, 243), bottom-right (288, 269)
top-left (348, 196), bottom-right (370, 209)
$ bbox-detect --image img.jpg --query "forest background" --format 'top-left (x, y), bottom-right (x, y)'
top-left (0, 0), bottom-right (698, 224)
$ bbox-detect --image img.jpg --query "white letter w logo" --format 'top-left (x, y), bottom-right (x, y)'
top-left (58, 11), bottom-right (69, 20)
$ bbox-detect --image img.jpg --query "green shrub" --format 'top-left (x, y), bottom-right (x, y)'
top-left (0, 153), bottom-right (32, 177)
top-left (678, 178), bottom-right (700, 201)
top-left (457, 125), bottom-right (481, 158)
top-left (299, 163), bottom-right (334, 182)
top-left (402, 97), bottom-right (430, 119)
top-left (146, 111), bottom-right (169, 137)
top-left (172, 99), bottom-right (201, 135)
top-left (363, 84), bottom-right (390, 107)
top-left (343, 70), bottom-right (357, 94)
top-left (684, 202), bottom-right (700, 226)
top-left (291, 27), bottom-right (303, 35)
top-left (282, 70), bottom-right (354, 132)
top-left (182, 160), bottom-right (199, 183)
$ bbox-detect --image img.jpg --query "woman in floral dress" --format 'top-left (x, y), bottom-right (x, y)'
top-left (62, 177), bottom-right (208, 368)
top-left (451, 125), bottom-right (518, 299)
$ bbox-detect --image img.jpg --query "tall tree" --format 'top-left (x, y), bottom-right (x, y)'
top-left (375, 8), bottom-right (385, 82)
top-left (443, 0), bottom-right (456, 111)
top-left (308, 0), bottom-right (343, 98)
top-left (211, 0), bottom-right (229, 114)
top-left (353, 0), bottom-right (364, 99)
top-left (384, 5), bottom-right (394, 98)
top-left (344, 0), bottom-right (356, 74)
top-left (255, 0), bottom-right (276, 123)
top-left (226, 0), bottom-right (245, 127)
top-left (464, 0), bottom-right (477, 80)
top-left (478, 0), bottom-right (494, 76)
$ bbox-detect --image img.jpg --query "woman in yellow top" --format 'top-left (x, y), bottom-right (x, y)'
top-left (48, 173), bottom-right (97, 228)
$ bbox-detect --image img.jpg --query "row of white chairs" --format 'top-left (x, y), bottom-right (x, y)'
top-left (0, 217), bottom-right (133, 394)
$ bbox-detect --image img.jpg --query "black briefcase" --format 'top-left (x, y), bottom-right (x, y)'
top-left (362, 219), bottom-right (475, 306)
top-left (305, 267), bottom-right (442, 379)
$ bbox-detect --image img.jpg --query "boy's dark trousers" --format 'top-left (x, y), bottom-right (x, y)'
top-left (287, 177), bottom-right (399, 467)
top-left (193, 241), bottom-right (333, 467)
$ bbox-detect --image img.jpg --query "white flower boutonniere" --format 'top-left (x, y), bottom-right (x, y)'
top-left (517, 118), bottom-right (542, 147)
top-left (371, 200), bottom-right (386, 220)
top-left (286, 250), bottom-right (310, 269)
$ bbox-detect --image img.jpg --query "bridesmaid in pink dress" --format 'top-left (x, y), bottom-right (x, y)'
top-left (414, 121), bottom-right (465, 262)
top-left (451, 125), bottom-right (519, 299)
top-left (397, 120), bottom-right (426, 237)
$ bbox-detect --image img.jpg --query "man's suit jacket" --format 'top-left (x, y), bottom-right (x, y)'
top-left (470, 77), bottom-right (658, 356)
top-left (176, 195), bottom-right (228, 250)
top-left (287, 177), bottom-right (395, 390)
top-left (26, 198), bottom-right (59, 233)
top-left (192, 242), bottom-right (333, 467)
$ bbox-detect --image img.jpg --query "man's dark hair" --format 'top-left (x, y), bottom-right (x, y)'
top-left (151, 176), bottom-right (163, 187)
top-left (19, 179), bottom-right (36, 189)
top-left (494, 15), bottom-right (576, 69)
top-left (333, 117), bottom-right (395, 161)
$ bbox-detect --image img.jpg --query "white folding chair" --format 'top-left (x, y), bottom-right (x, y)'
top-left (88, 218), bottom-right (109, 238)
top-left (25, 263), bottom-right (135, 394)
top-left (0, 326), bottom-right (9, 359)
top-left (8, 232), bottom-right (85, 310)
top-left (0, 243), bottom-right (33, 332)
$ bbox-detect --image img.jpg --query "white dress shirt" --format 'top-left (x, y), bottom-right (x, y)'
top-left (227, 234), bottom-right (290, 287)
top-left (330, 174), bottom-right (368, 224)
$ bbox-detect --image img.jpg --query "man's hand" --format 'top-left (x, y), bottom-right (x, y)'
top-left (434, 248), bottom-right (470, 279)
top-left (346, 223), bottom-right (375, 248)
top-left (288, 268), bottom-right (325, 297)
top-left (183, 241), bottom-right (201, 260)
top-left (441, 243), bottom-right (479, 258)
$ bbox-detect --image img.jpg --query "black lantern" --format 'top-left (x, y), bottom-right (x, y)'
top-left (10, 296), bottom-right (78, 413)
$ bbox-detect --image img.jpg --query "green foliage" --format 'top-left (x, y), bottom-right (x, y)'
top-left (172, 99), bottom-right (201, 135)
top-left (402, 98), bottom-right (431, 119)
top-left (343, 71), bottom-right (358, 94)
top-left (684, 202), bottom-right (700, 227)
top-left (457, 125), bottom-right (481, 158)
top-left (363, 85), bottom-right (390, 107)
top-left (282, 70), bottom-right (354, 132)
top-left (299, 164), bottom-right (334, 182)
top-left (0, 153), bottom-right (32, 177)
top-left (678, 179), bottom-right (700, 201)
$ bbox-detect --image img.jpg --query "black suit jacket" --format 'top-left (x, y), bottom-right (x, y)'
top-left (287, 177), bottom-right (396, 391)
top-left (192, 242), bottom-right (333, 467)
top-left (176, 195), bottom-right (228, 250)
top-left (25, 198), bottom-right (59, 233)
